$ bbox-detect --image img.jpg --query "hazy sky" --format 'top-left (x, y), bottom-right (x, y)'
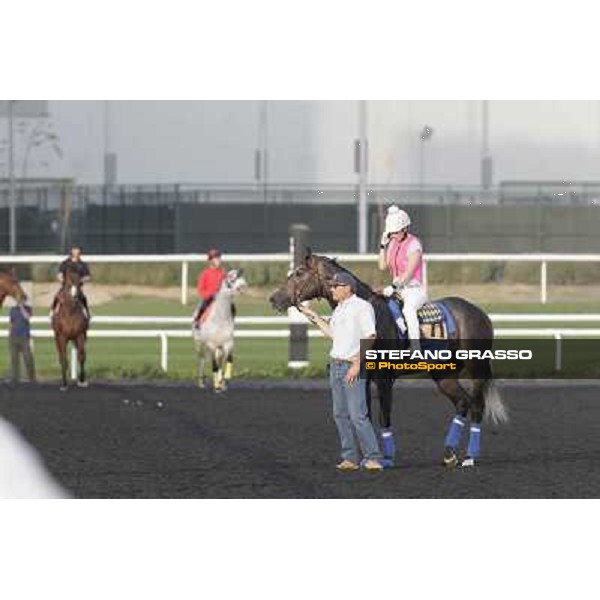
top-left (4, 100), bottom-right (600, 185)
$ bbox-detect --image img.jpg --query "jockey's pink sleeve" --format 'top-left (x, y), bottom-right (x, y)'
top-left (386, 234), bottom-right (424, 284)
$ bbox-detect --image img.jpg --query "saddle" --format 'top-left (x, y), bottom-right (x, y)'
top-left (386, 297), bottom-right (457, 341)
top-left (198, 303), bottom-right (215, 325)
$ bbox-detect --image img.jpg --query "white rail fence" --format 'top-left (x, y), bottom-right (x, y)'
top-left (3, 314), bottom-right (600, 326)
top-left (3, 252), bottom-right (600, 304)
top-left (1, 316), bottom-right (599, 376)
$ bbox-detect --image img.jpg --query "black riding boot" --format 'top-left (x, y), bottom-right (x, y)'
top-left (80, 294), bottom-right (91, 321)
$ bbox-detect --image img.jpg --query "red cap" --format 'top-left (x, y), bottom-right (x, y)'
top-left (207, 249), bottom-right (222, 259)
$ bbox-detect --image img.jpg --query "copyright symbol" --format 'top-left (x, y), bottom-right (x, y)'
top-left (366, 362), bottom-right (376, 370)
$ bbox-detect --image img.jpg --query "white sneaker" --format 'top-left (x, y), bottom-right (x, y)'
top-left (362, 459), bottom-right (384, 471)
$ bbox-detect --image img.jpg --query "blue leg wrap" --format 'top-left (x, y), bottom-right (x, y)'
top-left (444, 415), bottom-right (466, 449)
top-left (467, 424), bottom-right (481, 459)
top-left (381, 429), bottom-right (396, 459)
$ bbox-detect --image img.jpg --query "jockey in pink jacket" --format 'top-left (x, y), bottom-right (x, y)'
top-left (378, 206), bottom-right (427, 350)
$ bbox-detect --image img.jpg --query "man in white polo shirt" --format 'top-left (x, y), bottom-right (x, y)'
top-left (299, 272), bottom-right (383, 472)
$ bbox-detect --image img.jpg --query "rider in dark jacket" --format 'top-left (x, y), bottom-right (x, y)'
top-left (50, 245), bottom-right (92, 320)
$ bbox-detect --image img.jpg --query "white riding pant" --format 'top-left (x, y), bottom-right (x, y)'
top-left (399, 285), bottom-right (427, 341)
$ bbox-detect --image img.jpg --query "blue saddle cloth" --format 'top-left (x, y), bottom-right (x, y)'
top-left (386, 298), bottom-right (457, 347)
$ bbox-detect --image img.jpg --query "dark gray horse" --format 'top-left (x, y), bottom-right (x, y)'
top-left (269, 249), bottom-right (508, 468)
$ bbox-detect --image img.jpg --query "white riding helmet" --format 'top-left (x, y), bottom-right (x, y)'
top-left (385, 208), bottom-right (411, 233)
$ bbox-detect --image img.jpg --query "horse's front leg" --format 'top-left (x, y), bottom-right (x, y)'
top-left (211, 347), bottom-right (224, 392)
top-left (223, 340), bottom-right (234, 382)
top-left (55, 335), bottom-right (69, 391)
top-left (76, 334), bottom-right (88, 387)
top-left (376, 377), bottom-right (396, 468)
top-left (194, 338), bottom-right (208, 389)
top-left (433, 375), bottom-right (473, 468)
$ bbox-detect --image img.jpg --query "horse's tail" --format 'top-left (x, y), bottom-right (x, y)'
top-left (483, 379), bottom-right (509, 425)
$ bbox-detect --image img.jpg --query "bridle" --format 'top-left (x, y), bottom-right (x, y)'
top-left (290, 262), bottom-right (329, 306)
top-left (61, 271), bottom-right (82, 302)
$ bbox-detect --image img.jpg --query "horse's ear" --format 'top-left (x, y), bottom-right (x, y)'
top-left (304, 247), bottom-right (314, 266)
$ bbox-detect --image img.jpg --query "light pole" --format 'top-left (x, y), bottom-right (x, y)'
top-left (8, 101), bottom-right (16, 253)
top-left (104, 101), bottom-right (117, 186)
top-left (357, 100), bottom-right (368, 253)
top-left (258, 100), bottom-right (268, 202)
top-left (480, 100), bottom-right (493, 189)
top-left (418, 125), bottom-right (434, 200)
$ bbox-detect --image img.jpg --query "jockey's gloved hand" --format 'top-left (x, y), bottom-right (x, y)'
top-left (380, 231), bottom-right (391, 249)
top-left (382, 285), bottom-right (395, 298)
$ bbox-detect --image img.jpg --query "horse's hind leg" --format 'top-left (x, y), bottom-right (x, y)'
top-left (433, 375), bottom-right (473, 467)
top-left (76, 335), bottom-right (88, 387)
top-left (461, 359), bottom-right (492, 467)
top-left (212, 348), bottom-right (224, 392)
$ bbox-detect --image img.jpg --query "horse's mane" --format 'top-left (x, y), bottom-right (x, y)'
top-left (316, 254), bottom-right (395, 339)
top-left (317, 254), bottom-right (375, 299)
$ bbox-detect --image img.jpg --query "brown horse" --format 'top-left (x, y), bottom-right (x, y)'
top-left (0, 268), bottom-right (27, 307)
top-left (52, 266), bottom-right (89, 390)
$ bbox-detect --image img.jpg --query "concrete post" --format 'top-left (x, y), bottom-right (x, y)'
top-left (288, 224), bottom-right (311, 368)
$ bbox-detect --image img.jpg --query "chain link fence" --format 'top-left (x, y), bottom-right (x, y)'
top-left (1, 182), bottom-right (599, 254)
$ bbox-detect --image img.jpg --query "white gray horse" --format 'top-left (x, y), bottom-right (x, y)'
top-left (192, 269), bottom-right (247, 392)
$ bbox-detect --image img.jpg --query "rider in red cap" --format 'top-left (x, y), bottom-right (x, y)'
top-left (192, 249), bottom-right (227, 327)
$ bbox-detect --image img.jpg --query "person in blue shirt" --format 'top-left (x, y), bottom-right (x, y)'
top-left (8, 299), bottom-right (36, 384)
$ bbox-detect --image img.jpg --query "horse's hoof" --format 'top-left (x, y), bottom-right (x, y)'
top-left (461, 457), bottom-right (476, 468)
top-left (197, 379), bottom-right (206, 389)
top-left (77, 380), bottom-right (89, 388)
top-left (443, 448), bottom-right (459, 468)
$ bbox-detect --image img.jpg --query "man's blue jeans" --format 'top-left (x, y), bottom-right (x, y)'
top-left (329, 361), bottom-right (382, 463)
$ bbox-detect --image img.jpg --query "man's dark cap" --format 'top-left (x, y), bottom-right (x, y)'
top-left (330, 272), bottom-right (356, 290)
top-left (207, 249), bottom-right (222, 259)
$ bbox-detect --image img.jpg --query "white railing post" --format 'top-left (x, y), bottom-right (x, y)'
top-left (160, 333), bottom-right (168, 372)
top-left (70, 345), bottom-right (77, 380)
top-left (181, 260), bottom-right (189, 306)
top-left (554, 333), bottom-right (562, 371)
top-left (540, 260), bottom-right (548, 304)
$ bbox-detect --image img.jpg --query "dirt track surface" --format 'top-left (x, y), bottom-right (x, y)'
top-left (0, 381), bottom-right (599, 498)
